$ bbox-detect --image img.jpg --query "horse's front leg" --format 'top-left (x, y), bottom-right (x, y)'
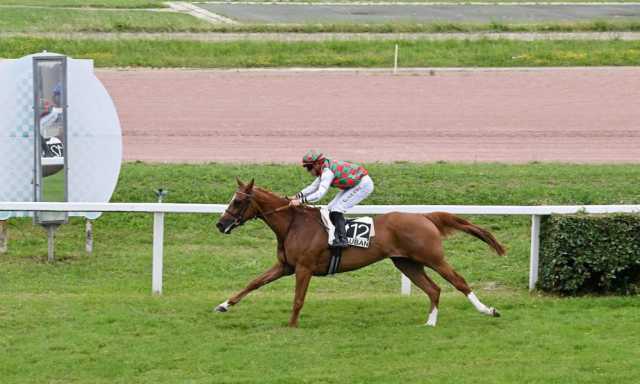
top-left (215, 262), bottom-right (291, 312)
top-left (288, 265), bottom-right (312, 327)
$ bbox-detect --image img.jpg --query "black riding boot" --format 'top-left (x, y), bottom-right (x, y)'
top-left (329, 211), bottom-right (348, 248)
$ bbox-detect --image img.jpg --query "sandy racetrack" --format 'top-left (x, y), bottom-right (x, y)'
top-left (97, 68), bottom-right (640, 164)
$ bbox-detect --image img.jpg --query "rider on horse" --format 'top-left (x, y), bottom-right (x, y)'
top-left (288, 150), bottom-right (374, 248)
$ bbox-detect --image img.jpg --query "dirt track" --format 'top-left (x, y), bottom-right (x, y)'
top-left (96, 68), bottom-right (640, 164)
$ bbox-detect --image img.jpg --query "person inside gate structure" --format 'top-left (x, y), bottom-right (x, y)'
top-left (288, 150), bottom-right (374, 248)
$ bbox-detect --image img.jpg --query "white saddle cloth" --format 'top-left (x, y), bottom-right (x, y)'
top-left (320, 207), bottom-right (375, 245)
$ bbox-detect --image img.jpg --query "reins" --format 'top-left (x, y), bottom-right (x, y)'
top-left (259, 204), bottom-right (290, 217)
top-left (224, 188), bottom-right (333, 267)
top-left (231, 189), bottom-right (323, 229)
top-left (232, 190), bottom-right (289, 221)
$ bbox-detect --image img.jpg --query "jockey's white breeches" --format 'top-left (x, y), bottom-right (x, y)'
top-left (327, 175), bottom-right (374, 213)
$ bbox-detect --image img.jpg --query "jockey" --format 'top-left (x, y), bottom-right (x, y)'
top-left (39, 82), bottom-right (64, 141)
top-left (289, 150), bottom-right (374, 248)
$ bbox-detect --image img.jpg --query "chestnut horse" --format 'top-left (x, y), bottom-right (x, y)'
top-left (215, 178), bottom-right (506, 327)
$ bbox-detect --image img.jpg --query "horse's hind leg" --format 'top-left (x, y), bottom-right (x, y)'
top-left (431, 260), bottom-right (500, 318)
top-left (391, 258), bottom-right (441, 326)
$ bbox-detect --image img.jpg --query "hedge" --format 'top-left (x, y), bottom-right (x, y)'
top-left (539, 213), bottom-right (640, 295)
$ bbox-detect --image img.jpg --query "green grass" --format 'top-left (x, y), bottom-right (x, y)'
top-left (111, 162), bottom-right (640, 206)
top-left (1, 293), bottom-right (638, 383)
top-left (0, 7), bottom-right (213, 33)
top-left (1, 162), bottom-right (640, 382)
top-left (2, 3), bottom-right (640, 34)
top-left (197, 20), bottom-right (640, 33)
top-left (0, 0), bottom-right (165, 8)
top-left (203, 0), bottom-right (640, 2)
top-left (3, 37), bottom-right (640, 67)
top-left (0, 0), bottom-right (636, 6)
top-left (3, 6), bottom-right (640, 33)
top-left (41, 170), bottom-right (66, 202)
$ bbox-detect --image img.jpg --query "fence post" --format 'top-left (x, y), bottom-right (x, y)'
top-left (152, 212), bottom-right (165, 295)
top-left (85, 219), bottom-right (93, 254)
top-left (529, 214), bottom-right (541, 291)
top-left (401, 273), bottom-right (411, 295)
top-left (47, 225), bottom-right (56, 262)
top-left (393, 44), bottom-right (399, 74)
top-left (0, 220), bottom-right (7, 254)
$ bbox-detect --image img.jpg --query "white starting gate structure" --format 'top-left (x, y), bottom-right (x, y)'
top-left (0, 52), bottom-right (122, 259)
top-left (1, 201), bottom-right (639, 295)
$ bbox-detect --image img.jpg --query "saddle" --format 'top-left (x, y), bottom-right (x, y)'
top-left (320, 208), bottom-right (375, 275)
top-left (320, 208), bottom-right (375, 248)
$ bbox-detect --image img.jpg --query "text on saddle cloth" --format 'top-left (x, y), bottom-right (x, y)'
top-left (320, 208), bottom-right (375, 248)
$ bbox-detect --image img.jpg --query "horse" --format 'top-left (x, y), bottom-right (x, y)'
top-left (215, 178), bottom-right (506, 328)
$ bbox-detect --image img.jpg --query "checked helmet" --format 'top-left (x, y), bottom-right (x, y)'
top-left (302, 149), bottom-right (325, 166)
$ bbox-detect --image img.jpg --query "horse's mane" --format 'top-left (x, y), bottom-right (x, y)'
top-left (254, 187), bottom-right (286, 201)
top-left (254, 187), bottom-right (320, 214)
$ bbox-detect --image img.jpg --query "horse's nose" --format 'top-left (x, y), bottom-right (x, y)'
top-left (216, 221), bottom-right (225, 233)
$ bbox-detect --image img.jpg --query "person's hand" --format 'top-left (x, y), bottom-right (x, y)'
top-left (286, 195), bottom-right (296, 201)
top-left (289, 199), bottom-right (302, 207)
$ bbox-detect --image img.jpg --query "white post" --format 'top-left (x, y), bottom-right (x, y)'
top-left (401, 273), bottom-right (411, 295)
top-left (529, 215), bottom-right (541, 291)
top-left (85, 219), bottom-right (93, 254)
top-left (152, 212), bottom-right (165, 295)
top-left (0, 220), bottom-right (7, 254)
top-left (393, 44), bottom-right (399, 74)
top-left (47, 225), bottom-right (55, 262)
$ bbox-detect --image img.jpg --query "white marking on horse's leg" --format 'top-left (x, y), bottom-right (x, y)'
top-left (425, 307), bottom-right (438, 327)
top-left (215, 300), bottom-right (230, 312)
top-left (467, 292), bottom-right (495, 316)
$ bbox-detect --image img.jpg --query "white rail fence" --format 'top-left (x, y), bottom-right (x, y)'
top-left (1, 202), bottom-right (639, 295)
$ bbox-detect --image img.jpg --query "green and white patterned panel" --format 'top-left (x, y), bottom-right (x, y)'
top-left (0, 53), bottom-right (122, 221)
top-left (0, 57), bottom-right (35, 220)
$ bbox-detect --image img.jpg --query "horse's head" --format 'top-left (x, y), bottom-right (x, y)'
top-left (216, 177), bottom-right (259, 234)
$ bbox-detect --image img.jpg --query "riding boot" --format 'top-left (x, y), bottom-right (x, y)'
top-left (329, 211), bottom-right (349, 248)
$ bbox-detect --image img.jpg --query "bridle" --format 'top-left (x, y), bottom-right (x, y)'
top-left (224, 190), bottom-right (255, 227)
top-left (224, 190), bottom-right (290, 227)
top-left (222, 188), bottom-right (319, 266)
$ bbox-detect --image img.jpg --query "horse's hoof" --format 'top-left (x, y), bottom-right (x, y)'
top-left (491, 308), bottom-right (501, 317)
top-left (214, 305), bottom-right (228, 313)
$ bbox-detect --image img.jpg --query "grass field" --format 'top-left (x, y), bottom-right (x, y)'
top-left (2, 37), bottom-right (640, 67)
top-left (205, 0), bottom-right (640, 2)
top-left (1, 0), bottom-right (637, 6)
top-left (3, 3), bottom-right (640, 33)
top-left (5, 18), bottom-right (640, 34)
top-left (1, 162), bottom-right (640, 383)
top-left (0, 0), bottom-right (164, 8)
top-left (41, 169), bottom-right (66, 202)
top-left (3, 7), bottom-right (640, 33)
top-left (0, 7), bottom-right (214, 33)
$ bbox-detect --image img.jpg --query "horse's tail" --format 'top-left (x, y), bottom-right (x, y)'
top-left (424, 212), bottom-right (506, 256)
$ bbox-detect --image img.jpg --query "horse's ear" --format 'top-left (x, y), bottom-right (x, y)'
top-left (236, 176), bottom-right (244, 188)
top-left (247, 178), bottom-right (255, 191)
